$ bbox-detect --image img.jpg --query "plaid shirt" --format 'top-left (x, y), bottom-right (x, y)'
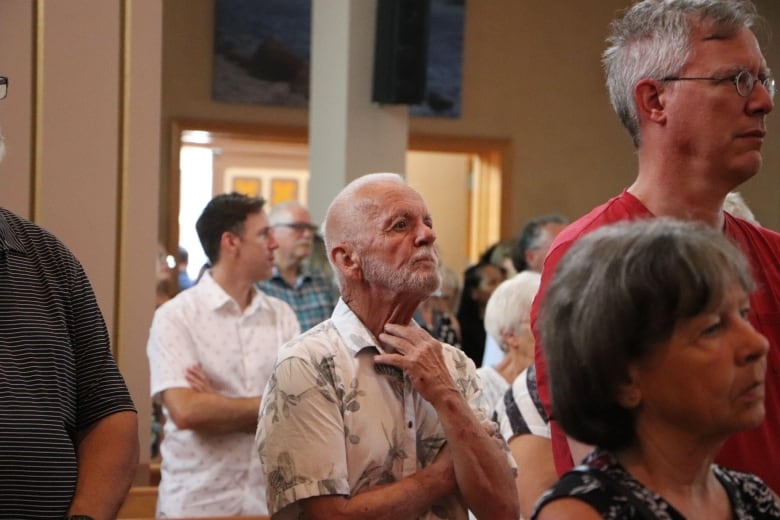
top-left (258, 267), bottom-right (339, 332)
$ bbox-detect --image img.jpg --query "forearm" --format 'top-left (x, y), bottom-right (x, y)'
top-left (164, 388), bottom-right (261, 434)
top-left (68, 411), bottom-right (139, 520)
top-left (301, 462), bottom-right (456, 520)
top-left (434, 390), bottom-right (519, 520)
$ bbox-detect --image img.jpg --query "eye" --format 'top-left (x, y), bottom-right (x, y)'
top-left (739, 306), bottom-right (752, 320)
top-left (701, 317), bottom-right (724, 336)
top-left (392, 220), bottom-right (408, 230)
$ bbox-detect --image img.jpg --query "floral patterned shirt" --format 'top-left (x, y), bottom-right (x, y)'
top-left (531, 448), bottom-right (780, 519)
top-left (257, 299), bottom-right (500, 519)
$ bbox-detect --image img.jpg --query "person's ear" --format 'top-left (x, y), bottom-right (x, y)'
top-left (635, 78), bottom-right (667, 125)
top-left (331, 245), bottom-right (361, 280)
top-left (616, 365), bottom-right (642, 409)
top-left (220, 231), bottom-right (240, 258)
top-left (500, 330), bottom-right (519, 353)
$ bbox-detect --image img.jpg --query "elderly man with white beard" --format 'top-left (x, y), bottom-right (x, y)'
top-left (256, 173), bottom-right (519, 520)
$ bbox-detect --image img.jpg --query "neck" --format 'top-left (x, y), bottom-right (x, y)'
top-left (276, 255), bottom-right (302, 286)
top-left (342, 285), bottom-right (424, 341)
top-left (210, 263), bottom-right (255, 312)
top-left (632, 150), bottom-right (732, 228)
top-left (494, 349), bottom-right (533, 384)
top-left (615, 419), bottom-right (726, 514)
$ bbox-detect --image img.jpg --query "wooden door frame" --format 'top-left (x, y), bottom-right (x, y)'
top-left (168, 120), bottom-right (512, 258)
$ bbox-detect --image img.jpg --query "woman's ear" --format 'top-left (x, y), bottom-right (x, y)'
top-left (616, 366), bottom-right (642, 409)
top-left (500, 330), bottom-right (518, 353)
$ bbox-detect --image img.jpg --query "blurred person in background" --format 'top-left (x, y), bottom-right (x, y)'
top-left (259, 201), bottom-right (339, 332)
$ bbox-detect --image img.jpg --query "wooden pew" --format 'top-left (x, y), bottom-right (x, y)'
top-left (116, 486), bottom-right (158, 518)
top-left (116, 484), bottom-right (269, 520)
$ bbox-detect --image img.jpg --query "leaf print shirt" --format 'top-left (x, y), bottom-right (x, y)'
top-left (256, 298), bottom-right (499, 519)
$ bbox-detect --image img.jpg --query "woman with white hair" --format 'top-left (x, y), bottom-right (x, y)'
top-left (476, 270), bottom-right (541, 413)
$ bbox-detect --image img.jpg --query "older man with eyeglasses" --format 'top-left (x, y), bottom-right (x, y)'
top-left (258, 200), bottom-right (339, 332)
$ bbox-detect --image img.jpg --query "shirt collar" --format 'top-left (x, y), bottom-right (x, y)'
top-left (0, 209), bottom-right (28, 254)
top-left (330, 298), bottom-right (426, 357)
top-left (200, 270), bottom-right (271, 313)
top-left (331, 298), bottom-right (384, 357)
top-left (270, 265), bottom-right (312, 287)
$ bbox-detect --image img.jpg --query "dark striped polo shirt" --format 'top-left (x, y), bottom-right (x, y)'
top-left (0, 207), bottom-right (136, 518)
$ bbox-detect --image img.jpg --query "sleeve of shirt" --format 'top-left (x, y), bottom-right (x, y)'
top-left (532, 241), bottom-right (577, 475)
top-left (65, 246), bottom-right (136, 430)
top-left (531, 243), bottom-right (569, 419)
top-left (147, 302), bottom-right (198, 401)
top-left (256, 350), bottom-right (351, 517)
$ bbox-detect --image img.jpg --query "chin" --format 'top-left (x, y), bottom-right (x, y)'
top-left (731, 405), bottom-right (766, 433)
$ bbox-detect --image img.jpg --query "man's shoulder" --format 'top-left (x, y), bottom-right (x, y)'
top-left (544, 192), bottom-right (649, 271)
top-left (258, 289), bottom-right (298, 313)
top-left (558, 192), bottom-right (647, 246)
top-left (725, 213), bottom-right (780, 249)
top-left (0, 207), bottom-right (72, 257)
top-left (276, 320), bottom-right (342, 358)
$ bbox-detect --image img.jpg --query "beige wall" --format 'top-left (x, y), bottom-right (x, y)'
top-left (162, 0), bottom-right (780, 236)
top-left (407, 151), bottom-right (471, 274)
top-left (0, 0), bottom-right (162, 463)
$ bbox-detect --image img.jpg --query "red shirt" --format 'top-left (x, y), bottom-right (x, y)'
top-left (532, 190), bottom-right (780, 492)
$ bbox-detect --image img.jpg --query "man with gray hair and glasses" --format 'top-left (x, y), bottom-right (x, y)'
top-left (524, 0), bottom-right (780, 512)
top-left (258, 201), bottom-right (339, 332)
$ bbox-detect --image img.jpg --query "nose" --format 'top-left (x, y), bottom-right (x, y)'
top-left (267, 231), bottom-right (279, 251)
top-left (414, 222), bottom-right (436, 247)
top-left (737, 319), bottom-right (770, 366)
top-left (747, 80), bottom-right (774, 116)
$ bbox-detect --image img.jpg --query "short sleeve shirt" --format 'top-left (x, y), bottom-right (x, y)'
top-left (532, 190), bottom-right (780, 491)
top-left (258, 267), bottom-right (339, 332)
top-left (147, 271), bottom-right (300, 517)
top-left (475, 365), bottom-right (508, 415)
top-left (0, 208), bottom-right (136, 518)
top-left (493, 364), bottom-right (550, 441)
top-left (256, 299), bottom-right (497, 519)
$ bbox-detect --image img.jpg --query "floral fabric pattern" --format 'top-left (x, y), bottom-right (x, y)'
top-left (531, 448), bottom-right (780, 519)
top-left (256, 299), bottom-right (498, 519)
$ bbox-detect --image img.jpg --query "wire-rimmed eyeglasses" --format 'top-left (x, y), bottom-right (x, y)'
top-left (0, 77), bottom-right (7, 100)
top-left (661, 70), bottom-right (776, 99)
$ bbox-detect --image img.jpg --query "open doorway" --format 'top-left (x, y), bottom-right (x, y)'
top-left (169, 121), bottom-right (510, 277)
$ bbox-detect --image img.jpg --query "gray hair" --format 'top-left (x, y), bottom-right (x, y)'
top-left (603, 0), bottom-right (761, 148)
top-left (268, 200), bottom-right (306, 225)
top-left (484, 271), bottom-right (541, 352)
top-left (541, 218), bottom-right (754, 450)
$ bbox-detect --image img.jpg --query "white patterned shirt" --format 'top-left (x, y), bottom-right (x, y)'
top-left (257, 299), bottom-right (507, 519)
top-left (148, 271), bottom-right (300, 517)
top-left (476, 365), bottom-right (509, 416)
